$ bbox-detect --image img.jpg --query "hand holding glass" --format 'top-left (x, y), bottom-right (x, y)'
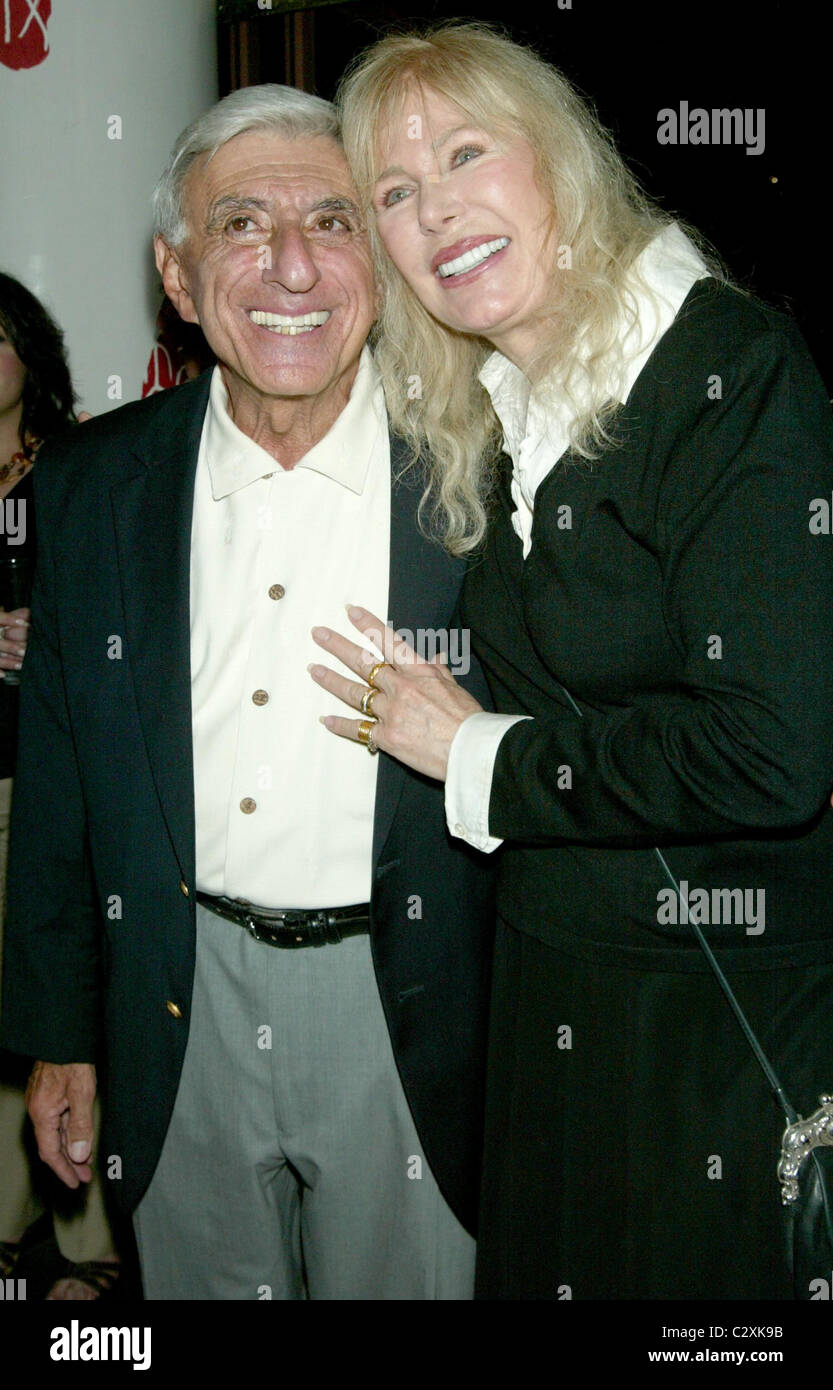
top-left (0, 556), bottom-right (33, 685)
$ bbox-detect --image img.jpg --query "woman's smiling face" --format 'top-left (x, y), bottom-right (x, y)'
top-left (373, 86), bottom-right (557, 368)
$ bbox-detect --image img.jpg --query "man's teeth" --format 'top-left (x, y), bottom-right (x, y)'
top-left (436, 238), bottom-right (509, 279)
top-left (249, 310), bottom-right (330, 335)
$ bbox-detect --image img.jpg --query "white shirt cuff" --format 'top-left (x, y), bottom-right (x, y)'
top-left (445, 712), bottom-right (532, 852)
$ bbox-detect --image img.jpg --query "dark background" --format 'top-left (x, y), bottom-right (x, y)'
top-left (216, 0), bottom-right (829, 390)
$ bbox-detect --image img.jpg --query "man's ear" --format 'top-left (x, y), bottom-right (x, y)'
top-left (154, 235), bottom-right (199, 325)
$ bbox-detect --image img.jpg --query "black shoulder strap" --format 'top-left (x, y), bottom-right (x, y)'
top-left (557, 682), bottom-right (799, 1125)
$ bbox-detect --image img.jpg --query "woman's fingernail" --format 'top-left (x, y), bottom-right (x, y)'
top-left (347, 605), bottom-right (363, 620)
top-left (307, 664), bottom-right (326, 678)
top-left (311, 627), bottom-right (329, 642)
top-left (319, 715), bottom-right (335, 728)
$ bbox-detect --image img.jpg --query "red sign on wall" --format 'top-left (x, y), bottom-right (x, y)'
top-left (142, 341), bottom-right (187, 398)
top-left (1, 0), bottom-right (52, 70)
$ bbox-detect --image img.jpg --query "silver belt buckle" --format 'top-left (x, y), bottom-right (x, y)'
top-left (244, 911), bottom-right (281, 944)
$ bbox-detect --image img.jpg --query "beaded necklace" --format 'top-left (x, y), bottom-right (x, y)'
top-left (0, 435), bottom-right (42, 486)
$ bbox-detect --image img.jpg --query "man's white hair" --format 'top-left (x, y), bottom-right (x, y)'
top-left (152, 84), bottom-right (340, 246)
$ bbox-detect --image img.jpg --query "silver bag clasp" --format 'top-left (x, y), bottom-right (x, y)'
top-left (777, 1094), bottom-right (833, 1205)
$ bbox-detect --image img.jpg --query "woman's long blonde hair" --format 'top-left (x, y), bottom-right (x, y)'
top-left (337, 22), bottom-right (722, 555)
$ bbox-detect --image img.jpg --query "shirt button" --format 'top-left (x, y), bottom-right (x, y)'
top-left (240, 797), bottom-right (257, 814)
top-left (179, 880), bottom-right (189, 897)
top-left (268, 584), bottom-right (285, 600)
top-left (454, 823), bottom-right (466, 835)
top-left (252, 690), bottom-right (269, 706)
top-left (166, 1001), bottom-right (183, 1018)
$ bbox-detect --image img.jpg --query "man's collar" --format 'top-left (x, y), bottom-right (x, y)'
top-left (203, 345), bottom-right (385, 499)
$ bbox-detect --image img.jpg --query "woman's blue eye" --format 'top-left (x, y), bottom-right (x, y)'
top-left (453, 146), bottom-right (482, 166)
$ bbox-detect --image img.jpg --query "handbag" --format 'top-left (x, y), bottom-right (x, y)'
top-left (558, 682), bottom-right (833, 1299)
top-left (654, 847), bottom-right (833, 1299)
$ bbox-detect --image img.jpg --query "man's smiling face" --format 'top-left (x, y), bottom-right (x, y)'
top-left (155, 128), bottom-right (377, 411)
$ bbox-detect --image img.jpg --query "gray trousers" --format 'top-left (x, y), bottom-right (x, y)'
top-left (133, 904), bottom-right (475, 1299)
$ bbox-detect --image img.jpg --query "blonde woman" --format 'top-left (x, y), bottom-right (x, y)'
top-left (308, 23), bottom-right (833, 1298)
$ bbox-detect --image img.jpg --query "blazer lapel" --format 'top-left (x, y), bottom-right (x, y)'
top-left (109, 373), bottom-right (212, 883)
top-left (372, 435), bottom-right (461, 867)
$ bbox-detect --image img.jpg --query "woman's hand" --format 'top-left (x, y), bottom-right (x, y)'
top-left (309, 605), bottom-right (483, 782)
top-left (0, 606), bottom-right (29, 673)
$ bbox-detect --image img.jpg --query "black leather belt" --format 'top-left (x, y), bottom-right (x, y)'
top-left (196, 892), bottom-right (371, 948)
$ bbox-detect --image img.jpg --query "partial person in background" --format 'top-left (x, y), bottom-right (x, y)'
top-left (141, 295), bottom-right (215, 398)
top-left (0, 272), bottom-right (121, 1300)
top-left (310, 23), bottom-right (833, 1299)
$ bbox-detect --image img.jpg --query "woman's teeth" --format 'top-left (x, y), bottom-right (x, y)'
top-left (436, 238), bottom-right (509, 279)
top-left (248, 310), bottom-right (330, 335)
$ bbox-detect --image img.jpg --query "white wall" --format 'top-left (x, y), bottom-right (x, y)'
top-left (0, 0), bottom-right (217, 413)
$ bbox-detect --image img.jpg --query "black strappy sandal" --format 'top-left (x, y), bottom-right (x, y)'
top-left (0, 1240), bottom-right (22, 1279)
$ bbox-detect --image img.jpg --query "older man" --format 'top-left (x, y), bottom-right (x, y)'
top-left (0, 86), bottom-right (493, 1300)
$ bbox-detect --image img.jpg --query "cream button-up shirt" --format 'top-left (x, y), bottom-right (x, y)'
top-left (190, 346), bottom-right (391, 907)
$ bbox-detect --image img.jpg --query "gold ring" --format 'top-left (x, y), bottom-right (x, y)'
top-left (357, 719), bottom-right (378, 755)
top-left (367, 661), bottom-right (390, 688)
top-left (359, 687), bottom-right (378, 715)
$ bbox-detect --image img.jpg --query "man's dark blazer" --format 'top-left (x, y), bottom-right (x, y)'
top-left (0, 370), bottom-right (494, 1235)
